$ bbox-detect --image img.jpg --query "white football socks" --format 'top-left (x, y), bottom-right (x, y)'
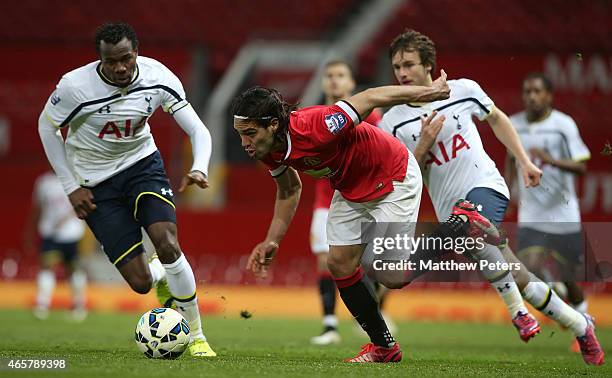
top-left (36, 270), bottom-right (56, 310)
top-left (148, 256), bottom-right (166, 285)
top-left (521, 275), bottom-right (587, 337)
top-left (474, 245), bottom-right (527, 317)
top-left (163, 253), bottom-right (205, 341)
top-left (323, 314), bottom-right (339, 329)
top-left (70, 269), bottom-right (87, 310)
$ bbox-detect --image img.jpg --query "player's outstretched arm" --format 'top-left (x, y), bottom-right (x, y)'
top-left (173, 105), bottom-right (213, 191)
top-left (486, 107), bottom-right (542, 187)
top-left (38, 112), bottom-right (80, 194)
top-left (246, 167), bottom-right (302, 279)
top-left (346, 70), bottom-right (450, 121)
top-left (38, 112), bottom-right (96, 218)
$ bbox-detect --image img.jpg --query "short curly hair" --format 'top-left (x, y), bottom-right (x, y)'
top-left (389, 29), bottom-right (436, 74)
top-left (94, 22), bottom-right (139, 54)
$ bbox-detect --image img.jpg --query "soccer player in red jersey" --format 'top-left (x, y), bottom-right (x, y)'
top-left (309, 60), bottom-right (391, 346)
top-left (232, 72), bottom-right (451, 362)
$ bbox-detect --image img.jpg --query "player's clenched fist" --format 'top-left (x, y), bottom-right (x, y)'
top-left (68, 187), bottom-right (97, 219)
top-left (431, 69), bottom-right (450, 100)
top-left (246, 240), bottom-right (279, 279)
top-left (520, 160), bottom-right (542, 188)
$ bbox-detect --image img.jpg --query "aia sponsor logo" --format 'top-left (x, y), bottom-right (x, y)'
top-left (98, 116), bottom-right (147, 139)
top-left (425, 134), bottom-right (471, 166)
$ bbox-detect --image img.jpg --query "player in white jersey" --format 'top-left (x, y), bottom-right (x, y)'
top-left (37, 23), bottom-right (215, 357)
top-left (23, 171), bottom-right (87, 321)
top-left (379, 30), bottom-right (603, 365)
top-left (508, 73), bottom-right (591, 351)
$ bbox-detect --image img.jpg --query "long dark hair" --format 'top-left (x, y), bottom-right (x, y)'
top-left (231, 87), bottom-right (298, 142)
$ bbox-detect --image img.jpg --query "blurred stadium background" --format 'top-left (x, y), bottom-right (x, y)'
top-left (0, 0), bottom-right (611, 324)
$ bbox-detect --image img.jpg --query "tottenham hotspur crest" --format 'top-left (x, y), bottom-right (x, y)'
top-left (145, 96), bottom-right (153, 113)
top-left (453, 114), bottom-right (462, 130)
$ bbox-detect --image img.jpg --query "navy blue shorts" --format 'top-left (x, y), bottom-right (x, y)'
top-left (465, 187), bottom-right (509, 225)
top-left (85, 151), bottom-right (176, 268)
top-left (41, 238), bottom-right (79, 264)
top-left (517, 227), bottom-right (584, 266)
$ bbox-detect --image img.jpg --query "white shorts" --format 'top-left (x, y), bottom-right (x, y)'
top-left (326, 152), bottom-right (422, 247)
top-left (310, 208), bottom-right (330, 254)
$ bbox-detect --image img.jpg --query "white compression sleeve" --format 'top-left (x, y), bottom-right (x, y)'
top-left (38, 112), bottom-right (80, 194)
top-left (172, 104), bottom-right (212, 177)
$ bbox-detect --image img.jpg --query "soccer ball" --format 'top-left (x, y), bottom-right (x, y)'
top-left (134, 308), bottom-right (190, 359)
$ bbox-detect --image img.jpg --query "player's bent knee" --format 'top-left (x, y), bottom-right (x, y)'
top-left (325, 258), bottom-right (342, 277)
top-left (156, 240), bottom-right (181, 263)
top-left (370, 269), bottom-right (407, 289)
top-left (131, 285), bottom-right (151, 295)
top-left (121, 269), bottom-right (153, 294)
top-left (147, 223), bottom-right (181, 263)
top-left (509, 268), bottom-right (530, 291)
top-left (378, 280), bottom-right (405, 290)
top-left (126, 273), bottom-right (153, 294)
top-left (327, 255), bottom-right (358, 278)
top-left (316, 253), bottom-right (329, 273)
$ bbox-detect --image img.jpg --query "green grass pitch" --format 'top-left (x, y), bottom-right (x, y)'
top-left (0, 309), bottom-right (610, 377)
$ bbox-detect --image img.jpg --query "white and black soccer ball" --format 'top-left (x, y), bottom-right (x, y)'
top-left (135, 308), bottom-right (190, 359)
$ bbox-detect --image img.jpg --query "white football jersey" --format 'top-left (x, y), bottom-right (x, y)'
top-left (42, 56), bottom-right (188, 187)
top-left (35, 172), bottom-right (85, 242)
top-left (380, 79), bottom-right (509, 221)
top-left (510, 109), bottom-right (590, 233)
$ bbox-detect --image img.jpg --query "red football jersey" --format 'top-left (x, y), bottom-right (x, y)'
top-left (262, 101), bottom-right (408, 203)
top-left (364, 108), bottom-right (382, 127)
top-left (313, 179), bottom-right (334, 209)
top-left (312, 108), bottom-right (384, 209)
